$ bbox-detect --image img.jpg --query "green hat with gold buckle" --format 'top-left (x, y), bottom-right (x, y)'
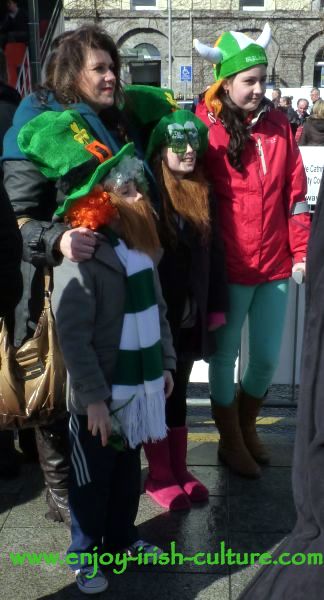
top-left (17, 109), bottom-right (136, 216)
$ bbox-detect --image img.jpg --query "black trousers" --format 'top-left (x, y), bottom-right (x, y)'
top-left (68, 414), bottom-right (141, 568)
top-left (165, 358), bottom-right (194, 428)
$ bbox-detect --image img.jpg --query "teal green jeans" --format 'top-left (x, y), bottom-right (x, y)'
top-left (209, 279), bottom-right (289, 406)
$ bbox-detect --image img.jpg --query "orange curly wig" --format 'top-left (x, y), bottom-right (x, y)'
top-left (65, 185), bottom-right (118, 230)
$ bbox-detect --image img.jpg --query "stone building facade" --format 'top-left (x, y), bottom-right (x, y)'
top-left (63, 0), bottom-right (324, 97)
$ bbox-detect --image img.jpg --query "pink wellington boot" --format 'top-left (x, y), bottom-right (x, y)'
top-left (143, 438), bottom-right (191, 511)
top-left (168, 426), bottom-right (209, 502)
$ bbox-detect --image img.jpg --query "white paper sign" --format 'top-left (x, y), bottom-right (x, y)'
top-left (299, 146), bottom-right (324, 207)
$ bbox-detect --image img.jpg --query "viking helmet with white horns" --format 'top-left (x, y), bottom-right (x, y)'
top-left (194, 23), bottom-right (271, 81)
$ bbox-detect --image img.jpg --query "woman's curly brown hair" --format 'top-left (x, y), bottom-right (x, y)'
top-left (43, 25), bottom-right (123, 107)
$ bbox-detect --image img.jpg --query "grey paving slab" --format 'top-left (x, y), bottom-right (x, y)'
top-left (36, 573), bottom-right (230, 600)
top-left (187, 436), bottom-right (294, 468)
top-left (135, 494), bottom-right (229, 574)
top-left (228, 465), bottom-right (294, 498)
top-left (259, 434), bottom-right (294, 466)
top-left (0, 496), bottom-right (16, 530)
top-left (229, 533), bottom-right (285, 600)
top-left (188, 465), bottom-right (227, 496)
top-left (228, 468), bottom-right (296, 533)
top-left (187, 442), bottom-right (219, 466)
top-left (0, 473), bottom-right (26, 496)
top-left (4, 489), bottom-right (65, 529)
top-left (0, 462), bottom-right (44, 493)
top-left (0, 527), bottom-right (74, 600)
top-left (142, 441), bottom-right (221, 467)
top-left (0, 408), bottom-right (296, 599)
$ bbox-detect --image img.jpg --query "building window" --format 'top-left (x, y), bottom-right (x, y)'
top-left (132, 0), bottom-right (157, 9)
top-left (134, 43), bottom-right (161, 60)
top-left (240, 0), bottom-right (265, 9)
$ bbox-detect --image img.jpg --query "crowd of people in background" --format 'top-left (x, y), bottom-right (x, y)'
top-left (0, 18), bottom-right (322, 598)
top-left (269, 86), bottom-right (323, 143)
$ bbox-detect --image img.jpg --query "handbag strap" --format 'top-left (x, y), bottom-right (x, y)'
top-left (43, 267), bottom-right (51, 309)
top-left (17, 216), bottom-right (32, 229)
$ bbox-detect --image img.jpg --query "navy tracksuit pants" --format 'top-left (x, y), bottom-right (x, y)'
top-left (68, 414), bottom-right (141, 569)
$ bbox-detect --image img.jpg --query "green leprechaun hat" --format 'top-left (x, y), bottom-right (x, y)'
top-left (193, 22), bottom-right (271, 81)
top-left (123, 84), bottom-right (208, 160)
top-left (145, 108), bottom-right (208, 161)
top-left (17, 109), bottom-right (135, 216)
top-left (123, 84), bottom-right (180, 124)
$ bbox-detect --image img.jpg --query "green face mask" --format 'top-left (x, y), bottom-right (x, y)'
top-left (166, 121), bottom-right (200, 154)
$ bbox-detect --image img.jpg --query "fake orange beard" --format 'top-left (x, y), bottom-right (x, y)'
top-left (65, 185), bottom-right (160, 258)
top-left (114, 192), bottom-right (160, 258)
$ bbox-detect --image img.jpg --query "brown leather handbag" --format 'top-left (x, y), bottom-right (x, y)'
top-left (0, 266), bottom-right (66, 429)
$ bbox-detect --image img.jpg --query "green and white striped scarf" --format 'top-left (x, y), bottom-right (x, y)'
top-left (110, 236), bottom-right (167, 449)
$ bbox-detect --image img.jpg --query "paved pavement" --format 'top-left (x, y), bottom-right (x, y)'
top-left (0, 402), bottom-right (296, 600)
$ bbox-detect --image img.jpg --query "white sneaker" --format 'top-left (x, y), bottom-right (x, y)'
top-left (75, 565), bottom-right (108, 595)
top-left (125, 539), bottom-right (163, 564)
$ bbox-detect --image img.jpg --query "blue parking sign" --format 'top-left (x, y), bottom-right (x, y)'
top-left (180, 65), bottom-right (192, 82)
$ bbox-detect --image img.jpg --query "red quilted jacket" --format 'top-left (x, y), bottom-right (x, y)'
top-left (196, 102), bottom-right (310, 285)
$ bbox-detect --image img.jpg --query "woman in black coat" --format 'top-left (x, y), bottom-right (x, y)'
top-left (299, 99), bottom-right (324, 146)
top-left (0, 176), bottom-right (22, 316)
top-left (140, 104), bottom-right (228, 511)
top-left (0, 180), bottom-right (23, 478)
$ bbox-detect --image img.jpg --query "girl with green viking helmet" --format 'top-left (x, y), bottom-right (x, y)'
top-left (124, 85), bottom-right (229, 511)
top-left (194, 24), bottom-right (310, 478)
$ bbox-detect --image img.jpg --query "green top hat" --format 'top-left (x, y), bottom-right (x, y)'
top-left (17, 109), bottom-right (136, 216)
top-left (123, 84), bottom-right (208, 160)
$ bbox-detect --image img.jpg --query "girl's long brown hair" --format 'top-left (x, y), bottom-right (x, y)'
top-left (152, 156), bottom-right (210, 246)
top-left (216, 87), bottom-right (250, 172)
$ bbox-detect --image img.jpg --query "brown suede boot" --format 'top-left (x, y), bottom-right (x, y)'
top-left (211, 399), bottom-right (261, 478)
top-left (237, 386), bottom-right (270, 464)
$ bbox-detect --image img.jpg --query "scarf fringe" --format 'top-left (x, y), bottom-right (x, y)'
top-left (111, 390), bottom-right (167, 449)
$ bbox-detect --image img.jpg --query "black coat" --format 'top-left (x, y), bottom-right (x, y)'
top-left (157, 197), bottom-right (228, 361)
top-left (238, 177), bottom-right (324, 599)
top-left (299, 117), bottom-right (324, 146)
top-left (0, 82), bottom-right (20, 155)
top-left (0, 180), bottom-right (22, 316)
top-left (3, 160), bottom-right (68, 345)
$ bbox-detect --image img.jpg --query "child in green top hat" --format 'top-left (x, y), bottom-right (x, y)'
top-left (194, 24), bottom-right (310, 478)
top-left (124, 85), bottom-right (229, 510)
top-left (18, 108), bottom-right (176, 595)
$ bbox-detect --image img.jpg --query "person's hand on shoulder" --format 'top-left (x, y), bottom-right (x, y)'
top-left (58, 227), bottom-right (100, 262)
